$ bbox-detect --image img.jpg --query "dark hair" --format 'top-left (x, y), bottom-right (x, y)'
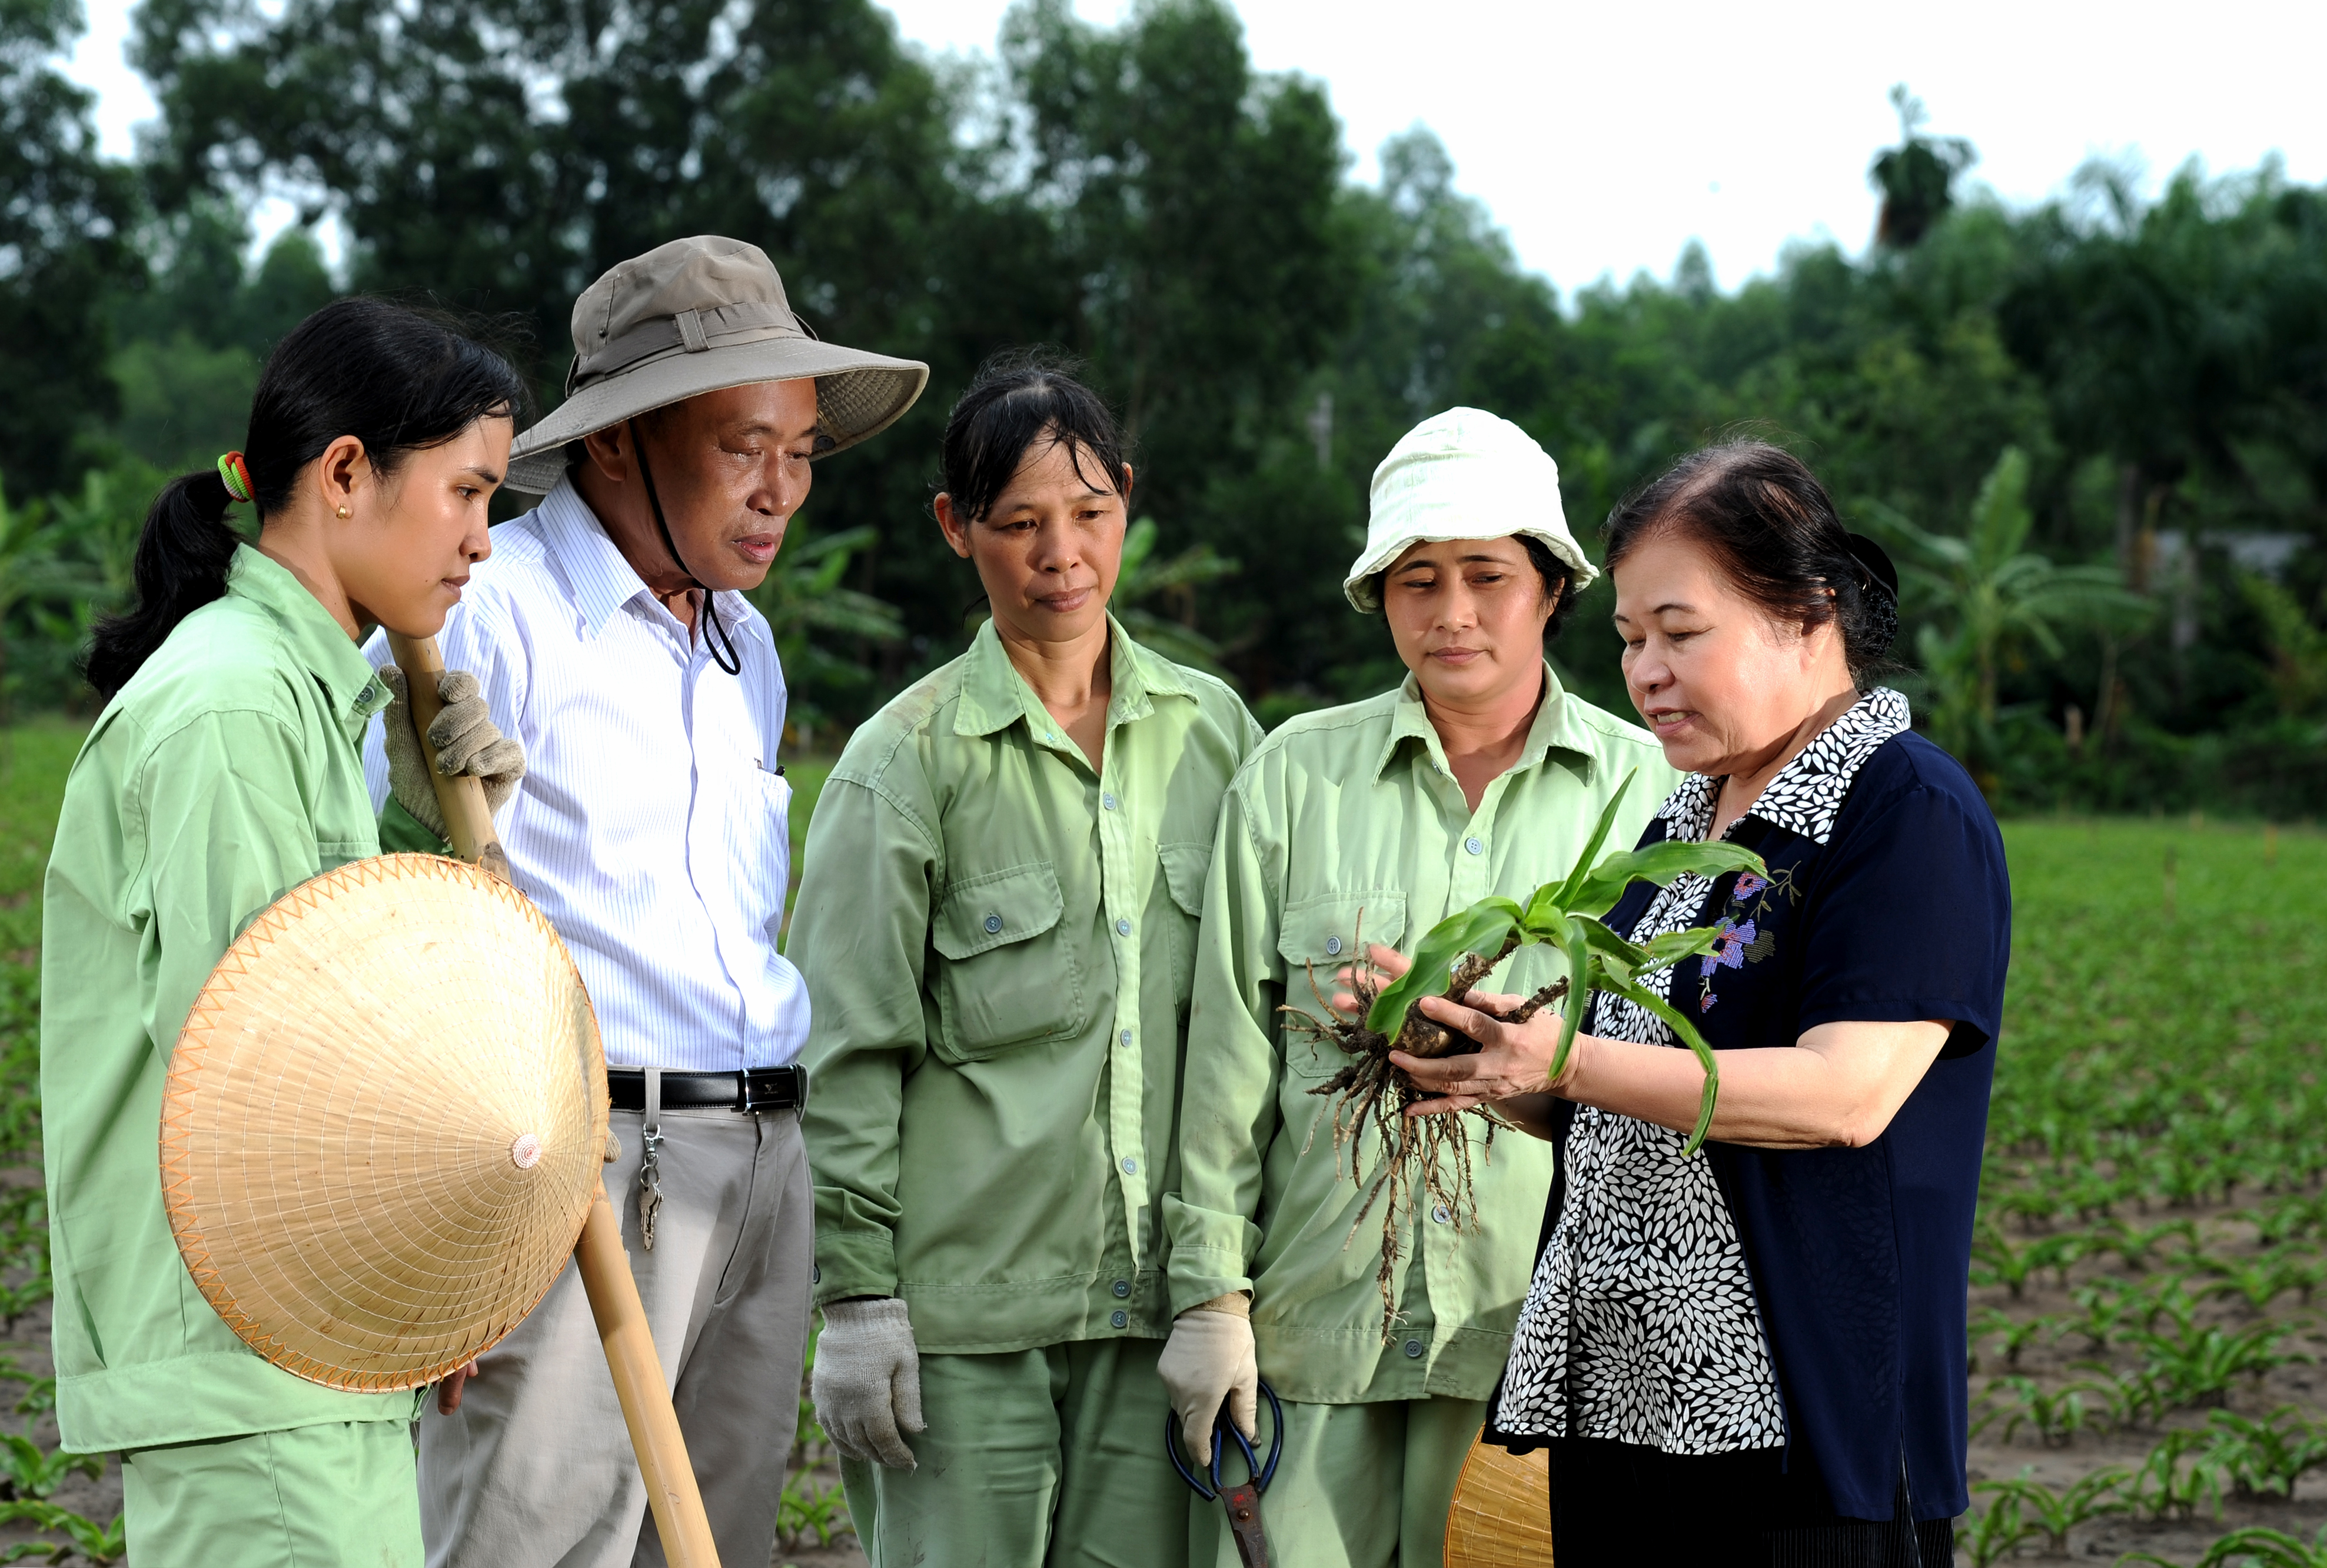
top-left (1362, 535), bottom-right (1584, 641)
top-left (85, 298), bottom-right (530, 698)
top-left (937, 349), bottom-right (1129, 524)
top-left (1601, 440), bottom-right (1901, 687)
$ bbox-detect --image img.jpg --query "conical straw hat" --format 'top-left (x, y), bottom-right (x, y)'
top-left (1443, 1436), bottom-right (1554, 1566)
top-left (161, 854), bottom-right (609, 1392)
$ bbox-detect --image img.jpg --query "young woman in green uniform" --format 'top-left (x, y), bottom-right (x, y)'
top-left (42, 299), bottom-right (526, 1567)
top-left (792, 355), bottom-right (1262, 1567)
top-left (1162, 408), bottom-right (1679, 1568)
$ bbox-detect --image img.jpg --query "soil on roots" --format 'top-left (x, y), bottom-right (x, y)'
top-left (1284, 933), bottom-right (1568, 1340)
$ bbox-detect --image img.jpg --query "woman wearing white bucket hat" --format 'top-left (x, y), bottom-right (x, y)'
top-left (1161, 408), bottom-right (1678, 1568)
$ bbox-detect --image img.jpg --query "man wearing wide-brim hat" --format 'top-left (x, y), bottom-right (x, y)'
top-left (360, 235), bottom-right (926, 1568)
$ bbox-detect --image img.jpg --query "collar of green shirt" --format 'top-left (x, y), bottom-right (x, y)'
top-left (1374, 661), bottom-right (1608, 787)
top-left (225, 544), bottom-right (393, 736)
top-left (951, 614), bottom-right (1196, 747)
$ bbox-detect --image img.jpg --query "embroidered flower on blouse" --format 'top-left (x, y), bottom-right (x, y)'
top-left (1732, 872), bottom-right (1768, 902)
top-left (1701, 918), bottom-right (1758, 975)
top-left (1700, 992), bottom-right (1718, 1013)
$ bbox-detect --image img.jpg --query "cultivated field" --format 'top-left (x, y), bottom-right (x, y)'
top-left (0, 725), bottom-right (2315, 1564)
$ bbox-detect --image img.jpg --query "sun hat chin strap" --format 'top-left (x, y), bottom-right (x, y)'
top-left (627, 419), bottom-right (743, 677)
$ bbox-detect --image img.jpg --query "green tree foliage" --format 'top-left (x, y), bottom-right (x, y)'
top-left (1876, 447), bottom-right (2150, 780)
top-left (0, 5), bottom-right (2312, 813)
top-left (1869, 85), bottom-right (1976, 249)
top-left (0, 0), bottom-right (142, 494)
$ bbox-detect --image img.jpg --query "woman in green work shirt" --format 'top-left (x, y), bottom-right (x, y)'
top-left (1161, 408), bottom-right (1678, 1568)
top-left (44, 299), bottom-right (526, 1566)
top-left (792, 355), bottom-right (1261, 1567)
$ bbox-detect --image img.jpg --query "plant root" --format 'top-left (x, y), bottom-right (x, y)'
top-left (1281, 926), bottom-right (1570, 1341)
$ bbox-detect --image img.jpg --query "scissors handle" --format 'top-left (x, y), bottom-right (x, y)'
top-left (1164, 1379), bottom-right (1286, 1502)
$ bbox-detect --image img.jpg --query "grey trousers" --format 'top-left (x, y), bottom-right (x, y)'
top-left (418, 1104), bottom-right (813, 1568)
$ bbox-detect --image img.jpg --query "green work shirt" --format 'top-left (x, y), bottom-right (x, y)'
top-left (41, 546), bottom-right (417, 1452)
top-left (1164, 668), bottom-right (1678, 1404)
top-left (793, 618), bottom-right (1262, 1353)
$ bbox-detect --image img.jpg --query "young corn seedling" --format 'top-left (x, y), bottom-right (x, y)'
top-left (2203, 1406), bottom-right (2327, 1500)
top-left (2127, 1428), bottom-right (2230, 1523)
top-left (0, 1435), bottom-right (100, 1502)
top-left (1289, 770), bottom-right (1763, 1337)
top-left (2125, 1524), bottom-right (2327, 1568)
top-left (1972, 1466), bottom-right (2132, 1556)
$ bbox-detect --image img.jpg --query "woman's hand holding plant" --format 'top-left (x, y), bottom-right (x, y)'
top-left (1332, 945), bottom-right (1570, 1136)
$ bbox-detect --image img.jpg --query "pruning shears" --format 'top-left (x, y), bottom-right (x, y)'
top-left (1165, 1379), bottom-right (1284, 1568)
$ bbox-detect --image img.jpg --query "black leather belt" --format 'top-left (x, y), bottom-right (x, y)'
top-left (607, 1066), bottom-right (808, 1113)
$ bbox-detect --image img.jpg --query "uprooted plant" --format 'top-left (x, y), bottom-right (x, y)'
top-left (1284, 770), bottom-right (1765, 1337)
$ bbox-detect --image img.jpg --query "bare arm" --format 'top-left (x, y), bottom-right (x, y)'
top-left (1396, 991), bottom-right (1950, 1150)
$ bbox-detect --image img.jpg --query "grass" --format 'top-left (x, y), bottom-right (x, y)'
top-left (0, 728), bottom-right (2321, 1563)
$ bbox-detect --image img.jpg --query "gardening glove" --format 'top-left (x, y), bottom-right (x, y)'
top-left (380, 666), bottom-right (525, 840)
top-left (1158, 1293), bottom-right (1258, 1455)
top-left (812, 1296), bottom-right (925, 1469)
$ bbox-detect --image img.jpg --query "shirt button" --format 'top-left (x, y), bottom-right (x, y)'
top-left (1116, 917), bottom-right (1133, 936)
top-left (1102, 791), bottom-right (1118, 810)
top-left (1120, 1030), bottom-right (1133, 1047)
top-left (1113, 1279), bottom-right (1132, 1299)
top-left (1121, 1157), bottom-right (1138, 1175)
top-left (1465, 836), bottom-right (1484, 856)
top-left (1111, 1310), bottom-right (1129, 1330)
top-left (1404, 1339), bottom-right (1425, 1359)
top-left (984, 914), bottom-right (1003, 934)
top-left (1325, 936), bottom-right (1342, 957)
top-left (1431, 1204), bottom-right (1451, 1224)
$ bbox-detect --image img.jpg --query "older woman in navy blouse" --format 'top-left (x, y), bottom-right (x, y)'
top-left (1379, 441), bottom-right (2010, 1566)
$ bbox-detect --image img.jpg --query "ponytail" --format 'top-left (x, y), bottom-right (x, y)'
top-left (84, 472), bottom-right (246, 700)
top-left (80, 297), bottom-right (529, 700)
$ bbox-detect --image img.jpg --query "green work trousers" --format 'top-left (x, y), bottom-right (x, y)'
top-left (842, 1337), bottom-right (1187, 1568)
top-left (121, 1419), bottom-right (423, 1567)
top-left (1190, 1396), bottom-right (1484, 1568)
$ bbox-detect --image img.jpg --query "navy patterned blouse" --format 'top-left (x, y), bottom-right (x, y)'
top-left (1491, 690), bottom-right (2011, 1523)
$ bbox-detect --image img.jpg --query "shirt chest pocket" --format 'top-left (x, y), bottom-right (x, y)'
top-left (1158, 842), bottom-right (1211, 1011)
top-left (1275, 891), bottom-right (1406, 1078)
top-left (930, 860), bottom-right (1088, 1063)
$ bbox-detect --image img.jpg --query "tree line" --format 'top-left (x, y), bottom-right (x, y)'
top-left (5, 0), bottom-right (2325, 812)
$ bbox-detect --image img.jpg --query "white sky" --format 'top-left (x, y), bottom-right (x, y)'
top-left (67, 0), bottom-right (2327, 296)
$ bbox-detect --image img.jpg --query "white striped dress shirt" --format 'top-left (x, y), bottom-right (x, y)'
top-left (361, 478), bottom-right (806, 1070)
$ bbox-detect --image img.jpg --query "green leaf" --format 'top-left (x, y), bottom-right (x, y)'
top-left (1547, 768), bottom-right (1637, 910)
top-left (1575, 916), bottom-right (1650, 974)
top-left (1570, 841), bottom-right (1766, 917)
top-left (1544, 919), bottom-right (1595, 1080)
top-left (1363, 898), bottom-right (1524, 1035)
top-left (1636, 925), bottom-right (1727, 971)
top-left (1600, 971), bottom-right (1723, 1154)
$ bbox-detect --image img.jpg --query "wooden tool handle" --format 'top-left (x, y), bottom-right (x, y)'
top-left (384, 631), bottom-right (514, 885)
top-left (579, 1183), bottom-right (722, 1567)
top-left (388, 632), bottom-right (722, 1566)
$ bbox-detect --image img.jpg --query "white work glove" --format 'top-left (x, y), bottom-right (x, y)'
top-left (380, 666), bottom-right (525, 839)
top-left (1157, 1293), bottom-right (1258, 1455)
top-left (812, 1297), bottom-right (925, 1469)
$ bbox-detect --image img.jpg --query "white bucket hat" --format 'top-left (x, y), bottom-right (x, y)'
top-left (506, 235), bottom-right (929, 494)
top-left (1344, 407), bottom-right (1597, 612)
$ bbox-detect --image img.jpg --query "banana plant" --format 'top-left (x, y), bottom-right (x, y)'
top-left (1358, 770), bottom-right (1764, 1152)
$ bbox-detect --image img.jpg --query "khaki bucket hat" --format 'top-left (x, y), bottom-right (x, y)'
top-left (506, 235), bottom-right (930, 494)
